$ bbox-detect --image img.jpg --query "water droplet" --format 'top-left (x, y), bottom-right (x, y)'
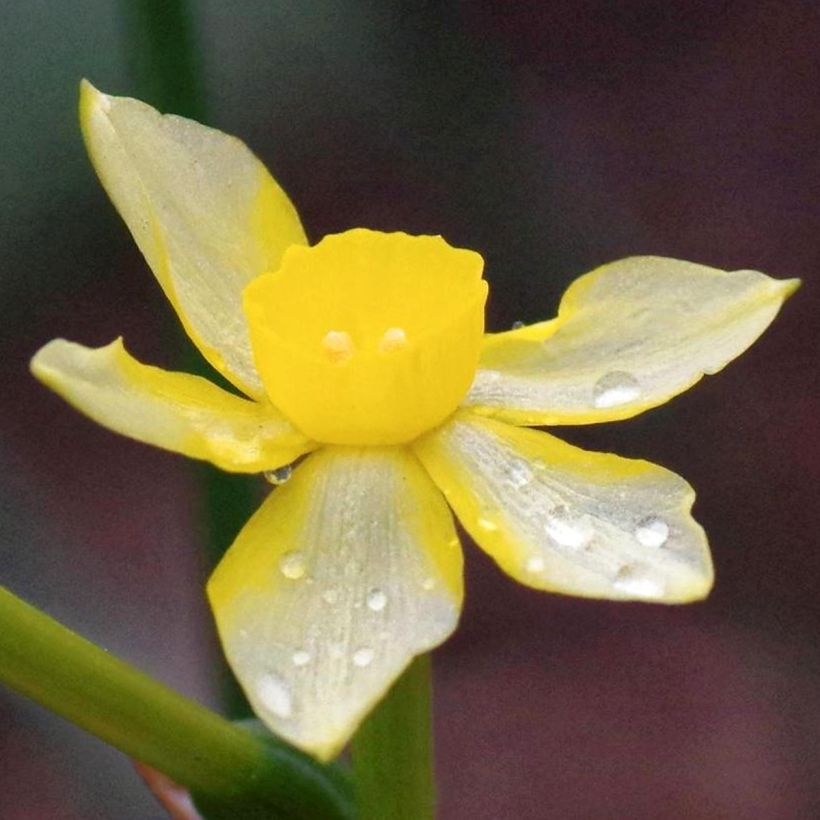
top-left (478, 517), bottom-right (499, 532)
top-left (292, 649), bottom-right (311, 667)
top-left (264, 464), bottom-right (293, 485)
top-left (544, 506), bottom-right (592, 549)
top-left (511, 320), bottom-right (525, 330)
top-left (525, 554), bottom-right (545, 573)
top-left (353, 647), bottom-right (375, 668)
top-left (613, 564), bottom-right (665, 599)
top-left (321, 330), bottom-right (355, 363)
top-left (321, 588), bottom-right (340, 605)
top-left (421, 577), bottom-right (436, 591)
top-left (279, 551), bottom-right (307, 580)
top-left (506, 461), bottom-right (532, 489)
top-left (256, 674), bottom-right (293, 718)
top-left (366, 589), bottom-right (388, 612)
top-left (378, 327), bottom-right (408, 353)
top-left (592, 371), bottom-right (641, 409)
top-left (635, 516), bottom-right (670, 548)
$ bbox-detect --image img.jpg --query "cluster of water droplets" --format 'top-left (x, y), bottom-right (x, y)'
top-left (495, 457), bottom-right (675, 600)
top-left (266, 542), bottom-right (415, 698)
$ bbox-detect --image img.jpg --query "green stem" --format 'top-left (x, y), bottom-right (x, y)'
top-left (350, 655), bottom-right (436, 820)
top-left (0, 586), bottom-right (353, 819)
top-left (122, 0), bottom-right (206, 119)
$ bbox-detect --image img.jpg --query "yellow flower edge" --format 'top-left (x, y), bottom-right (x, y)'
top-left (29, 83), bottom-right (799, 760)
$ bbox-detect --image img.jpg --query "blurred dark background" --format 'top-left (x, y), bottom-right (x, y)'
top-left (1, 2), bottom-right (818, 818)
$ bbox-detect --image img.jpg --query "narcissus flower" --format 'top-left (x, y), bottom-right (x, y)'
top-left (32, 82), bottom-right (797, 761)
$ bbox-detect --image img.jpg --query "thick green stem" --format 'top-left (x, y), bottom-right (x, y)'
top-left (0, 586), bottom-right (353, 819)
top-left (350, 655), bottom-right (436, 820)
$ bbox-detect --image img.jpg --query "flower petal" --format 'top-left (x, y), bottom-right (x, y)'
top-left (31, 338), bottom-right (313, 472)
top-left (207, 446), bottom-right (462, 760)
top-left (414, 412), bottom-right (712, 603)
top-left (466, 257), bottom-right (799, 425)
top-left (79, 80), bottom-right (307, 399)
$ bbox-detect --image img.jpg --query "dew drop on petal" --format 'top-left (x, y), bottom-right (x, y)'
top-left (592, 371), bottom-right (641, 409)
top-left (635, 516), bottom-right (670, 548)
top-left (544, 505), bottom-right (593, 549)
top-left (366, 588), bottom-right (388, 612)
top-left (478, 517), bottom-right (499, 532)
top-left (511, 320), bottom-right (525, 330)
top-left (292, 649), bottom-right (311, 667)
top-left (353, 647), bottom-right (375, 668)
top-left (506, 460), bottom-right (532, 489)
top-left (613, 564), bottom-right (665, 599)
top-left (264, 464), bottom-right (293, 485)
top-left (279, 551), bottom-right (307, 580)
top-left (256, 674), bottom-right (293, 718)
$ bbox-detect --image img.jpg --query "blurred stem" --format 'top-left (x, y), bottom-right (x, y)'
top-left (350, 655), bottom-right (436, 820)
top-left (0, 586), bottom-right (353, 819)
top-left (122, 0), bottom-right (205, 119)
top-left (122, 0), bottom-right (257, 718)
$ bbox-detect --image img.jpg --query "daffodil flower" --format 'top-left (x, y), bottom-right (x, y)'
top-left (32, 82), bottom-right (798, 762)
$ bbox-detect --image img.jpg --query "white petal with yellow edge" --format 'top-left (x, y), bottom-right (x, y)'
top-left (415, 413), bottom-right (712, 603)
top-left (207, 446), bottom-right (462, 760)
top-left (31, 338), bottom-right (312, 472)
top-left (466, 257), bottom-right (799, 425)
top-left (80, 80), bottom-right (307, 399)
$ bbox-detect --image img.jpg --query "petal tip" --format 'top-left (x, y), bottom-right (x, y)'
top-left (780, 277), bottom-right (802, 299)
top-left (79, 78), bottom-right (110, 119)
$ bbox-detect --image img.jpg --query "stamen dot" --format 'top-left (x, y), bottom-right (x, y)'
top-left (378, 327), bottom-right (408, 353)
top-left (321, 330), bottom-right (355, 363)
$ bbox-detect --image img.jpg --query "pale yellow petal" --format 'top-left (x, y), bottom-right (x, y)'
top-left (31, 338), bottom-right (313, 472)
top-left (415, 412), bottom-right (712, 603)
top-left (79, 80), bottom-right (307, 399)
top-left (207, 446), bottom-right (462, 760)
top-left (466, 257), bottom-right (799, 425)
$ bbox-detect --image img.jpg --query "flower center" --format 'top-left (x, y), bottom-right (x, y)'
top-left (243, 229), bottom-right (487, 445)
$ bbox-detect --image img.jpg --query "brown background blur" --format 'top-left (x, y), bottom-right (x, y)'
top-left (1, 2), bottom-right (818, 818)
